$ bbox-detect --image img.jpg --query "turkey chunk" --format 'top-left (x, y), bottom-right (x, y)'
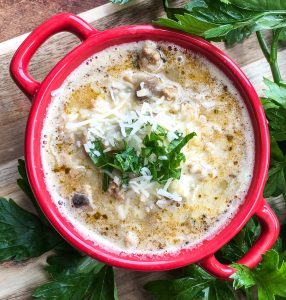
top-left (159, 86), bottom-right (178, 101)
top-left (139, 42), bottom-right (164, 73)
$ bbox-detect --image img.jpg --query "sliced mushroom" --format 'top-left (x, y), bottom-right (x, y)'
top-left (71, 192), bottom-right (89, 208)
top-left (136, 77), bottom-right (161, 100)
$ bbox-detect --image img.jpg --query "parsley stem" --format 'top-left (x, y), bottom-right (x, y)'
top-left (163, 0), bottom-right (168, 9)
top-left (256, 31), bottom-right (270, 61)
top-left (270, 28), bottom-right (283, 84)
top-left (245, 288), bottom-right (255, 300)
top-left (256, 30), bottom-right (283, 84)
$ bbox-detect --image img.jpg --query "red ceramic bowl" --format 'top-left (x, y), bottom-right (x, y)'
top-left (10, 13), bottom-right (279, 280)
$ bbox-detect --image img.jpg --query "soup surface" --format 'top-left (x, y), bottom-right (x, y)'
top-left (42, 41), bottom-right (254, 254)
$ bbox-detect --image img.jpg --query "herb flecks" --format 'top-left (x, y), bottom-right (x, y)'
top-left (86, 124), bottom-right (196, 191)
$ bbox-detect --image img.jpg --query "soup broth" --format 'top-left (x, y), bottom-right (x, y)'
top-left (41, 41), bottom-right (254, 254)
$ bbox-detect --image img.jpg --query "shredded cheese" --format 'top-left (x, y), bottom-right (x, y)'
top-left (157, 188), bottom-right (182, 202)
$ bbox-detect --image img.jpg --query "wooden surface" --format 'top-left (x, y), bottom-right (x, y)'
top-left (0, 0), bottom-right (285, 299)
top-left (0, 0), bottom-right (108, 42)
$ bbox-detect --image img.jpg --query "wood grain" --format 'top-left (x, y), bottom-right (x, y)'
top-left (0, 0), bottom-right (108, 42)
top-left (0, 0), bottom-right (285, 299)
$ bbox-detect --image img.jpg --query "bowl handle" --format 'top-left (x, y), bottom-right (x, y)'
top-left (10, 13), bottom-right (98, 100)
top-left (199, 199), bottom-right (279, 280)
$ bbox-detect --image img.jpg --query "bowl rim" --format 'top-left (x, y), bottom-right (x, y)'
top-left (25, 24), bottom-right (269, 271)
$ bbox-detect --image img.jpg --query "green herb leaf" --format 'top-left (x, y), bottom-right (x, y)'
top-left (88, 126), bottom-right (195, 190)
top-left (263, 78), bottom-right (286, 109)
top-left (225, 0), bottom-right (286, 11)
top-left (217, 217), bottom-right (261, 263)
top-left (231, 264), bottom-right (256, 289)
top-left (115, 146), bottom-right (141, 173)
top-left (264, 161), bottom-right (286, 198)
top-left (278, 28), bottom-right (286, 41)
top-left (17, 159), bottom-right (35, 202)
top-left (145, 264), bottom-right (236, 300)
top-left (260, 79), bottom-right (286, 200)
top-left (0, 197), bottom-right (62, 262)
top-left (280, 224), bottom-right (286, 251)
top-left (169, 132), bottom-right (196, 156)
top-left (33, 251), bottom-right (117, 300)
top-left (145, 277), bottom-right (210, 300)
top-left (260, 97), bottom-right (280, 110)
top-left (231, 250), bottom-right (286, 300)
top-left (91, 265), bottom-right (118, 300)
top-left (154, 14), bottom-right (217, 37)
top-left (157, 0), bottom-right (286, 44)
top-left (17, 159), bottom-right (51, 226)
top-left (266, 109), bottom-right (286, 141)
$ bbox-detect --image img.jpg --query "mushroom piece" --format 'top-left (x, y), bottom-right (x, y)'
top-left (139, 42), bottom-right (164, 73)
top-left (107, 181), bottom-right (124, 201)
top-left (136, 77), bottom-right (180, 102)
top-left (71, 192), bottom-right (89, 208)
top-left (136, 77), bottom-right (162, 100)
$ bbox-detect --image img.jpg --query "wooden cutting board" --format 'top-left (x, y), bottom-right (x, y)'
top-left (0, 1), bottom-right (285, 299)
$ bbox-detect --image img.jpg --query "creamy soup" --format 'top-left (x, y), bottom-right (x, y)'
top-left (41, 41), bottom-right (254, 254)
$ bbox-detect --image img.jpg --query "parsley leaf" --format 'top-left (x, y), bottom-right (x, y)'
top-left (264, 137), bottom-right (286, 199)
top-left (263, 79), bottom-right (286, 142)
top-left (33, 251), bottom-right (117, 300)
top-left (279, 28), bottom-right (286, 41)
top-left (231, 250), bottom-right (286, 300)
top-left (17, 159), bottom-right (51, 226)
top-left (263, 78), bottom-right (286, 109)
top-left (261, 79), bottom-right (286, 200)
top-left (0, 197), bottom-right (62, 262)
top-left (226, 0), bottom-right (286, 11)
top-left (145, 264), bottom-right (236, 300)
top-left (156, 0), bottom-right (286, 44)
top-left (217, 217), bottom-right (261, 263)
top-left (265, 108), bottom-right (286, 142)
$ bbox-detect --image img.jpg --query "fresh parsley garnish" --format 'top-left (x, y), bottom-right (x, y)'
top-left (87, 125), bottom-right (196, 191)
top-left (158, 0), bottom-right (286, 45)
top-left (17, 159), bottom-right (51, 225)
top-left (145, 249), bottom-right (286, 300)
top-left (0, 197), bottom-right (62, 262)
top-left (231, 250), bottom-right (286, 300)
top-left (0, 160), bottom-right (63, 262)
top-left (145, 264), bottom-right (236, 299)
top-left (33, 251), bottom-right (118, 300)
top-left (260, 78), bottom-right (286, 200)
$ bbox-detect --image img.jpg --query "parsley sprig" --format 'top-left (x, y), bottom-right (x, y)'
top-left (87, 124), bottom-right (196, 191)
top-left (33, 252), bottom-right (117, 300)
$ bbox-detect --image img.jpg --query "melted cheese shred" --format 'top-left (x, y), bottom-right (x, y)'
top-left (41, 41), bottom-right (254, 254)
